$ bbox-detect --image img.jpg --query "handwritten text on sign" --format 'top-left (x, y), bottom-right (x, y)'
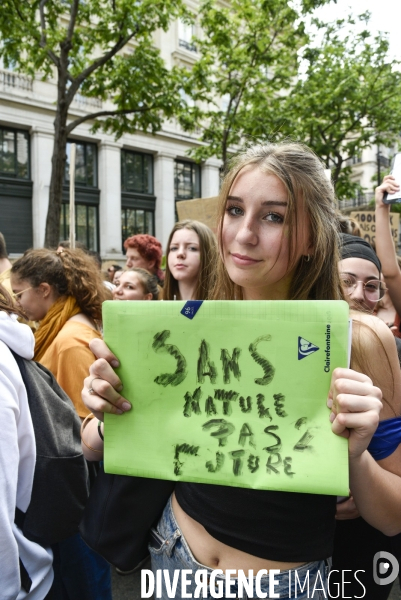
top-left (103, 301), bottom-right (350, 495)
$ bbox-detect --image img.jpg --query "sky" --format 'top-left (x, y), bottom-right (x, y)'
top-left (313, 0), bottom-right (401, 61)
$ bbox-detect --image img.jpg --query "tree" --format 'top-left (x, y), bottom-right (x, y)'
top-left (0, 0), bottom-right (187, 247)
top-left (277, 15), bottom-right (401, 200)
top-left (178, 0), bottom-right (329, 170)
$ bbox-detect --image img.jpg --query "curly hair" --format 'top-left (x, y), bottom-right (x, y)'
top-left (163, 220), bottom-right (217, 301)
top-left (11, 248), bottom-right (109, 321)
top-left (123, 234), bottom-right (163, 281)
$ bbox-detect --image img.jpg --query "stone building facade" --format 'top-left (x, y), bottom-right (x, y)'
top-left (0, 11), bottom-right (221, 259)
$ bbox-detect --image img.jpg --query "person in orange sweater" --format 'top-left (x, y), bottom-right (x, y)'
top-left (10, 247), bottom-right (112, 600)
top-left (10, 247), bottom-right (109, 418)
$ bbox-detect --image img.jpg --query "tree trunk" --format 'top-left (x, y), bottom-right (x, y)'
top-left (44, 76), bottom-right (70, 248)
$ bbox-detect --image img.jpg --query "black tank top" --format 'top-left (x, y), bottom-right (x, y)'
top-left (175, 482), bottom-right (337, 562)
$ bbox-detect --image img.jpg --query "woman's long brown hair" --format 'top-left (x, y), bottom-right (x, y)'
top-left (163, 220), bottom-right (218, 301)
top-left (211, 143), bottom-right (344, 302)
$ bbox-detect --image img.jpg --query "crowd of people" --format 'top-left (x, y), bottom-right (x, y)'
top-left (1, 142), bottom-right (401, 599)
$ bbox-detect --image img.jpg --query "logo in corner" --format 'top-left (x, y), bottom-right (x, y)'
top-left (298, 337), bottom-right (319, 360)
top-left (373, 551), bottom-right (399, 586)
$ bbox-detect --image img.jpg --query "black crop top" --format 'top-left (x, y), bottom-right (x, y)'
top-left (175, 482), bottom-right (337, 562)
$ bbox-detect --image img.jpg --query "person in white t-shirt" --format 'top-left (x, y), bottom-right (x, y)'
top-left (0, 284), bottom-right (53, 600)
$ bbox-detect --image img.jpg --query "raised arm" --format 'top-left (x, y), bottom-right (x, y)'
top-left (375, 175), bottom-right (401, 316)
top-left (331, 313), bottom-right (401, 535)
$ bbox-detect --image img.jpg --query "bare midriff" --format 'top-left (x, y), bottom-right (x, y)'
top-left (171, 493), bottom-right (306, 574)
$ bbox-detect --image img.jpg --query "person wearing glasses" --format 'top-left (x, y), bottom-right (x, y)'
top-left (332, 233), bottom-right (401, 600)
top-left (339, 234), bottom-right (386, 313)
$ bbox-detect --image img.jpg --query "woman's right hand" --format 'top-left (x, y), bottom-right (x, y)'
top-left (82, 338), bottom-right (132, 421)
top-left (375, 174), bottom-right (399, 208)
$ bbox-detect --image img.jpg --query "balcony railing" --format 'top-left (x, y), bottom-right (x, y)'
top-left (73, 92), bottom-right (102, 109)
top-left (178, 39), bottom-right (197, 53)
top-left (338, 191), bottom-right (375, 210)
top-left (0, 69), bottom-right (33, 92)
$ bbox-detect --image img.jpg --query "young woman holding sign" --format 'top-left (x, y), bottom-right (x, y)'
top-left (81, 143), bottom-right (401, 599)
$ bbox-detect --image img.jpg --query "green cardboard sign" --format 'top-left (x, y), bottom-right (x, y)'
top-left (103, 300), bottom-right (350, 495)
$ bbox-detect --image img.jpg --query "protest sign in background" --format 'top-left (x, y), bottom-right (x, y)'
top-left (350, 211), bottom-right (400, 247)
top-left (176, 196), bottom-right (218, 232)
top-left (103, 300), bottom-right (350, 495)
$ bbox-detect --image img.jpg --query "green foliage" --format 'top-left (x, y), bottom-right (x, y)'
top-left (0, 0), bottom-right (189, 245)
top-left (0, 0), bottom-right (187, 135)
top-left (179, 0), bottom-right (326, 167)
top-left (276, 15), bottom-right (401, 200)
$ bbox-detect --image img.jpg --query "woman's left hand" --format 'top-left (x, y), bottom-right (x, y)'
top-left (327, 368), bottom-right (382, 460)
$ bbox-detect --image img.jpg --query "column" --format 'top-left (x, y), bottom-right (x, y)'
top-left (30, 127), bottom-right (54, 248)
top-left (98, 140), bottom-right (124, 258)
top-left (154, 151), bottom-right (176, 249)
top-left (201, 158), bottom-right (221, 198)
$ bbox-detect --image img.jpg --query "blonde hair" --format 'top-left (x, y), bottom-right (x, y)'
top-left (212, 142), bottom-right (344, 301)
top-left (0, 283), bottom-right (25, 318)
top-left (163, 220), bottom-right (217, 301)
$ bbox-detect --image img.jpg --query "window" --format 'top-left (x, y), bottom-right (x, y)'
top-left (59, 204), bottom-right (99, 251)
top-left (65, 140), bottom-right (97, 187)
top-left (0, 41), bottom-right (16, 71)
top-left (61, 139), bottom-right (99, 251)
top-left (346, 154), bottom-right (362, 167)
top-left (179, 88), bottom-right (195, 108)
top-left (175, 160), bottom-right (201, 201)
top-left (122, 208), bottom-right (155, 239)
top-left (121, 150), bottom-right (153, 194)
top-left (0, 127), bottom-right (29, 179)
top-left (178, 19), bottom-right (196, 52)
top-left (121, 150), bottom-right (155, 247)
top-left (378, 154), bottom-right (390, 169)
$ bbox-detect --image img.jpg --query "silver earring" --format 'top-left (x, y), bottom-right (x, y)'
top-left (304, 254), bottom-right (311, 262)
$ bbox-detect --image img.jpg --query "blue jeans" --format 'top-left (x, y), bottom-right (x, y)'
top-left (149, 497), bottom-right (329, 599)
top-left (51, 532), bottom-right (112, 600)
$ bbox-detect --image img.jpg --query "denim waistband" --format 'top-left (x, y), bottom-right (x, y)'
top-left (149, 496), bottom-right (329, 599)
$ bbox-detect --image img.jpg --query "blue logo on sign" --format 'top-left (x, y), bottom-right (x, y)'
top-left (298, 336), bottom-right (319, 360)
top-left (180, 300), bottom-right (203, 320)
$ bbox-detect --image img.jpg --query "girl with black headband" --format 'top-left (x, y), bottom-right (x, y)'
top-left (339, 233), bottom-right (384, 314)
